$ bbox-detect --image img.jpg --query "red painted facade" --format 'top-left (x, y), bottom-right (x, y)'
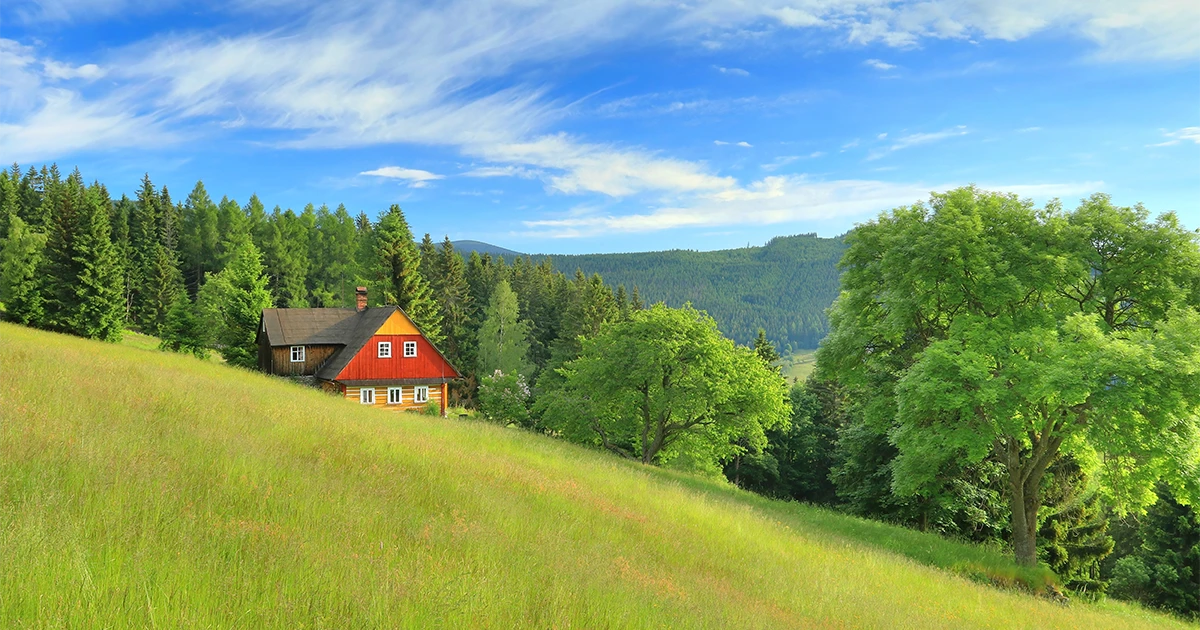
top-left (334, 334), bottom-right (459, 381)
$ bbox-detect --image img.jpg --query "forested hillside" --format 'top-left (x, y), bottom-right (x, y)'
top-left (537, 234), bottom-right (846, 350)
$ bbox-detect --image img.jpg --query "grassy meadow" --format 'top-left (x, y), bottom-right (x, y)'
top-left (780, 349), bottom-right (818, 382)
top-left (0, 322), bottom-right (1190, 628)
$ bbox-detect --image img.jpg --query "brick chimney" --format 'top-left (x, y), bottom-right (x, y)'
top-left (355, 286), bottom-right (368, 312)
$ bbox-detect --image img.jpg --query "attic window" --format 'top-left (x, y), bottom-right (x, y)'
top-left (404, 341), bottom-right (417, 357)
top-left (290, 346), bottom-right (305, 362)
top-left (378, 342), bottom-right (392, 358)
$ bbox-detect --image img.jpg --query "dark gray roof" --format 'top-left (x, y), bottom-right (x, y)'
top-left (314, 307), bottom-right (401, 380)
top-left (260, 308), bottom-right (364, 346)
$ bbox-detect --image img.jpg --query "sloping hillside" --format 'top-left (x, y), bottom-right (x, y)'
top-left (0, 323), bottom-right (1186, 628)
top-left (538, 234), bottom-right (846, 349)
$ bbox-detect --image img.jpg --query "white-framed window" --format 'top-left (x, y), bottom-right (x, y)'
top-left (387, 387), bottom-right (403, 405)
top-left (359, 388), bottom-right (375, 404)
top-left (378, 341), bottom-right (392, 358)
top-left (290, 346), bottom-right (305, 362)
top-left (414, 386), bottom-right (429, 403)
top-left (404, 341), bottom-right (418, 357)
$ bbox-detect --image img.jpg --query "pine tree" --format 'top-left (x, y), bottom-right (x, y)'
top-left (180, 181), bottom-right (220, 295)
top-left (435, 237), bottom-right (473, 366)
top-left (630, 285), bottom-right (645, 311)
top-left (476, 280), bottom-right (532, 377)
top-left (0, 216), bottom-right (46, 325)
top-left (199, 240), bottom-right (272, 368)
top-left (372, 204), bottom-right (442, 343)
top-left (160, 293), bottom-right (212, 359)
top-left (129, 174), bottom-right (161, 330)
top-left (419, 233), bottom-right (439, 292)
top-left (615, 284), bottom-right (630, 321)
top-left (753, 328), bottom-right (781, 365)
top-left (41, 170), bottom-right (124, 341)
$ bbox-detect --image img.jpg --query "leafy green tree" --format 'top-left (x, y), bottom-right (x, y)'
top-left (198, 241), bottom-right (272, 368)
top-left (478, 372), bottom-right (532, 427)
top-left (0, 168), bottom-right (18, 240)
top-left (0, 217), bottom-right (46, 325)
top-left (819, 187), bottom-right (1200, 565)
top-left (476, 280), bottom-right (532, 378)
top-left (41, 170), bottom-right (125, 341)
top-left (542, 304), bottom-right (790, 471)
top-left (372, 204), bottom-right (441, 342)
top-left (159, 294), bottom-right (212, 359)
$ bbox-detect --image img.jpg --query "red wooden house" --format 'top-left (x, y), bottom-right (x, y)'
top-left (256, 288), bottom-right (460, 414)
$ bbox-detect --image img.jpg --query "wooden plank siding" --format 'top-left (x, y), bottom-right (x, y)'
top-left (334, 335), bottom-right (457, 381)
top-left (267, 344), bottom-right (340, 376)
top-left (344, 384), bottom-right (445, 413)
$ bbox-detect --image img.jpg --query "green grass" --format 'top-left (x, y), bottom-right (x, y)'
top-left (0, 322), bottom-right (1190, 628)
top-left (119, 329), bottom-right (225, 363)
top-left (780, 349), bottom-right (818, 382)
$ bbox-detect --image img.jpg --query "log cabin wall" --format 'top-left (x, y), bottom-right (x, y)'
top-left (343, 385), bottom-right (445, 413)
top-left (269, 345), bottom-right (341, 376)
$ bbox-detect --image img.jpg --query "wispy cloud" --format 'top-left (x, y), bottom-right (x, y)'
top-left (1017, 126), bottom-right (1042, 133)
top-left (463, 165), bottom-right (541, 179)
top-left (864, 58), bottom-right (896, 70)
top-left (520, 177), bottom-right (1104, 237)
top-left (714, 140), bottom-right (753, 147)
top-left (360, 166), bottom-right (444, 188)
top-left (1150, 126), bottom-right (1200, 147)
top-left (713, 65), bottom-right (750, 76)
top-left (868, 126), bottom-right (969, 160)
top-left (761, 153), bottom-right (823, 171)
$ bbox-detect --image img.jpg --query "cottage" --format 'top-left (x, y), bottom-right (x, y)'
top-left (256, 287), bottom-right (460, 414)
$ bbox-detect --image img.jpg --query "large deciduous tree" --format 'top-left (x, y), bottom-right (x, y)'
top-left (543, 304), bottom-right (789, 472)
top-left (819, 186), bottom-right (1200, 566)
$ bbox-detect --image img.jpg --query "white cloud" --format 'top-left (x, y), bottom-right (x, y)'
top-left (864, 58), bottom-right (897, 70)
top-left (521, 177), bottom-right (1105, 237)
top-left (714, 140), bottom-right (753, 147)
top-left (1017, 126), bottom-right (1042, 133)
top-left (1150, 126), bottom-right (1200, 146)
top-left (877, 132), bottom-right (888, 139)
top-left (360, 166), bottom-right (444, 187)
top-left (463, 165), bottom-right (542, 179)
top-left (42, 60), bottom-right (106, 80)
top-left (713, 65), bottom-right (750, 76)
top-left (868, 126), bottom-right (969, 159)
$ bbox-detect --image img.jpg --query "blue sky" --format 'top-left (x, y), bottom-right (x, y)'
top-left (1, 1), bottom-right (1197, 254)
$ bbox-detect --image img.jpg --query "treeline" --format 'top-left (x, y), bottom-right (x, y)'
top-left (540, 234), bottom-right (845, 350)
top-left (0, 162), bottom-right (793, 481)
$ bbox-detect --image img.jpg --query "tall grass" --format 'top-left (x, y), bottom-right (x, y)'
top-left (0, 322), bottom-right (1188, 628)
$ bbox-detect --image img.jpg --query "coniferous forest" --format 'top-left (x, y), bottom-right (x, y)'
top-left (2, 165), bottom-right (1198, 619)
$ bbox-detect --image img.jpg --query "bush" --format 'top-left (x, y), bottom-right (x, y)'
top-left (422, 400), bottom-right (441, 416)
top-left (478, 370), bottom-right (531, 427)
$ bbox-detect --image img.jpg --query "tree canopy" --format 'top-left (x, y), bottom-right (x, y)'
top-left (543, 304), bottom-right (790, 472)
top-left (819, 186), bottom-right (1200, 565)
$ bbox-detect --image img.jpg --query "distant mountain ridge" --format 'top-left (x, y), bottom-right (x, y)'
top-left (455, 235), bottom-right (846, 351)
top-left (452, 240), bottom-right (525, 258)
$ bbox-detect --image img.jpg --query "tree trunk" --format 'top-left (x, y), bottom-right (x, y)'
top-left (1009, 477), bottom-right (1040, 566)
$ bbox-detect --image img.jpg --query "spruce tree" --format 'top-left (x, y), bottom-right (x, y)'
top-left (129, 174), bottom-right (161, 329)
top-left (753, 328), bottom-right (781, 365)
top-left (372, 204), bottom-right (442, 343)
top-left (419, 233), bottom-right (439, 291)
top-left (198, 240), bottom-right (272, 368)
top-left (435, 236), bottom-right (473, 368)
top-left (0, 216), bottom-right (46, 325)
top-left (160, 293), bottom-right (212, 359)
top-left (181, 181), bottom-right (220, 295)
top-left (41, 170), bottom-right (124, 341)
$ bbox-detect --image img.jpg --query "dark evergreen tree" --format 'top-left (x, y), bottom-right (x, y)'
top-left (0, 167), bottom-right (17, 240)
top-left (753, 328), bottom-right (781, 365)
top-left (41, 170), bottom-right (124, 341)
top-left (198, 240), bottom-right (272, 368)
top-left (419, 232), bottom-right (438, 290)
top-left (160, 294), bottom-right (212, 359)
top-left (1037, 457), bottom-right (1114, 596)
top-left (1107, 487), bottom-right (1199, 618)
top-left (180, 181), bottom-right (220, 295)
top-left (371, 204), bottom-right (441, 343)
top-left (436, 237), bottom-right (473, 370)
